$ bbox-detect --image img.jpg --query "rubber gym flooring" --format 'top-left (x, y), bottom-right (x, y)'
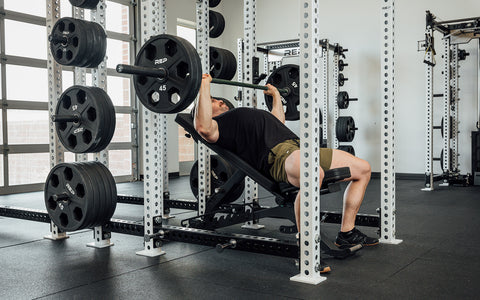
top-left (0, 176), bottom-right (479, 299)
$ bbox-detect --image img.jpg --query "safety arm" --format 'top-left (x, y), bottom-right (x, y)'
top-left (194, 74), bottom-right (219, 143)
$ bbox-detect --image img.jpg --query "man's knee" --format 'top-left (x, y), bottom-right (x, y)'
top-left (357, 158), bottom-right (371, 180)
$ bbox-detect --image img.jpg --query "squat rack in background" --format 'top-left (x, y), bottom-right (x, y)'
top-left (421, 11), bottom-right (480, 190)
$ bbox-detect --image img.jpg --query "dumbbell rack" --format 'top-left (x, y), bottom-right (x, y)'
top-left (421, 11), bottom-right (480, 190)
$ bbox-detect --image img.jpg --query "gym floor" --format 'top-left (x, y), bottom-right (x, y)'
top-left (1, 177), bottom-right (479, 299)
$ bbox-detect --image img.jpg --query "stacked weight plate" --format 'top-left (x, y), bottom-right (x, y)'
top-left (44, 162), bottom-right (117, 232)
top-left (49, 17), bottom-right (106, 68)
top-left (54, 85), bottom-right (116, 153)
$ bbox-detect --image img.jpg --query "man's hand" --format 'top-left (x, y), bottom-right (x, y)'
top-left (202, 73), bottom-right (213, 86)
top-left (263, 83), bottom-right (280, 98)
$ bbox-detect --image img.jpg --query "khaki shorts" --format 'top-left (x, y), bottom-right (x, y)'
top-left (268, 139), bottom-right (333, 183)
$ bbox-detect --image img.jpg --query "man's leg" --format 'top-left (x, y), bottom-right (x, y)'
top-left (283, 149), bottom-right (325, 231)
top-left (329, 149), bottom-right (371, 232)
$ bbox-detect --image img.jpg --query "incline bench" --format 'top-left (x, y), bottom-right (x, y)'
top-left (175, 113), bottom-right (360, 258)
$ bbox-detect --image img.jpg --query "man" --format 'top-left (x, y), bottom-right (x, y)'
top-left (194, 74), bottom-right (378, 272)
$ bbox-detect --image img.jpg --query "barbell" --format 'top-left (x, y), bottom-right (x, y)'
top-left (116, 34), bottom-right (300, 120)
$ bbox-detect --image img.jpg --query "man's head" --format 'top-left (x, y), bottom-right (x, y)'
top-left (211, 96), bottom-right (234, 117)
top-left (191, 96), bottom-right (234, 119)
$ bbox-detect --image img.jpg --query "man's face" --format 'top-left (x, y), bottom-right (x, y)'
top-left (211, 98), bottom-right (229, 117)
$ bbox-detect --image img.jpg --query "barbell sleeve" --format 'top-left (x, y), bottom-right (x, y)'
top-left (116, 64), bottom-right (168, 79)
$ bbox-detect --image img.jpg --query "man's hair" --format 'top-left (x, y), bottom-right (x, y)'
top-left (190, 96), bottom-right (235, 119)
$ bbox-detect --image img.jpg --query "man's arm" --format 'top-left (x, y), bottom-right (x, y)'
top-left (264, 84), bottom-right (285, 124)
top-left (194, 74), bottom-right (220, 143)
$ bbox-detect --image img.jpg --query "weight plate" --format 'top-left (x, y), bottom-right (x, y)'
top-left (337, 91), bottom-right (350, 109)
top-left (50, 18), bottom-right (88, 67)
top-left (86, 87), bottom-right (116, 152)
top-left (190, 155), bottom-right (245, 207)
top-left (84, 22), bottom-right (107, 68)
top-left (44, 163), bottom-right (96, 231)
top-left (55, 86), bottom-right (112, 153)
top-left (210, 47), bottom-right (236, 80)
top-left (87, 161), bottom-right (117, 223)
top-left (209, 11), bottom-right (225, 38)
top-left (73, 162), bottom-right (103, 228)
top-left (336, 116), bottom-right (356, 142)
top-left (209, 0), bottom-right (221, 7)
top-left (264, 64), bottom-right (300, 121)
top-left (69, 0), bottom-right (100, 9)
top-left (133, 34), bottom-right (202, 114)
top-left (338, 73), bottom-right (346, 87)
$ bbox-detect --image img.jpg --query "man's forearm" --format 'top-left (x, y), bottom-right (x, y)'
top-left (270, 93), bottom-right (285, 124)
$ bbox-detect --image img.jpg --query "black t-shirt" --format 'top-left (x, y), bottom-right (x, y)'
top-left (213, 107), bottom-right (298, 175)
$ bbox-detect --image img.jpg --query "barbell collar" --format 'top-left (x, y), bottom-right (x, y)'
top-left (116, 64), bottom-right (168, 81)
top-left (51, 114), bottom-right (80, 123)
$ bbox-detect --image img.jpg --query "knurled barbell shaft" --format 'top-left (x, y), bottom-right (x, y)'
top-left (116, 64), bottom-right (168, 79)
top-left (211, 78), bottom-right (290, 95)
top-left (116, 64), bottom-right (290, 96)
top-left (51, 115), bottom-right (80, 123)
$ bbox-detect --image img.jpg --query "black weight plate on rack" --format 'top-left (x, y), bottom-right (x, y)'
top-left (209, 47), bottom-right (236, 80)
top-left (133, 34), bottom-right (202, 114)
top-left (73, 162), bottom-right (103, 228)
top-left (69, 0), bottom-right (100, 9)
top-left (209, 0), bottom-right (221, 7)
top-left (190, 155), bottom-right (244, 204)
top-left (84, 22), bottom-right (107, 68)
top-left (90, 161), bottom-right (117, 221)
top-left (264, 64), bottom-right (300, 121)
top-left (209, 11), bottom-right (225, 38)
top-left (337, 91), bottom-right (350, 109)
top-left (336, 116), bottom-right (356, 142)
top-left (87, 87), bottom-right (116, 152)
top-left (44, 163), bottom-right (96, 231)
top-left (55, 86), bottom-right (110, 153)
top-left (50, 18), bottom-right (88, 67)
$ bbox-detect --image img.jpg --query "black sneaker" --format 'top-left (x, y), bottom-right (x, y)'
top-left (335, 227), bottom-right (379, 249)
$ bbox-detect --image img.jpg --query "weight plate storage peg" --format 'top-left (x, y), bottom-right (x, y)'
top-left (264, 64), bottom-right (300, 121)
top-left (44, 162), bottom-right (117, 232)
top-left (49, 17), bottom-right (106, 68)
top-left (190, 155), bottom-right (245, 205)
top-left (69, 0), bottom-right (100, 9)
top-left (53, 85), bottom-right (116, 153)
top-left (130, 34), bottom-right (203, 114)
top-left (336, 116), bottom-right (358, 142)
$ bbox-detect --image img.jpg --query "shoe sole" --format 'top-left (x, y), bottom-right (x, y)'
top-left (334, 241), bottom-right (379, 248)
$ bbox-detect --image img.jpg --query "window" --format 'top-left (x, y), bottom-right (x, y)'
top-left (0, 1), bottom-right (137, 193)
